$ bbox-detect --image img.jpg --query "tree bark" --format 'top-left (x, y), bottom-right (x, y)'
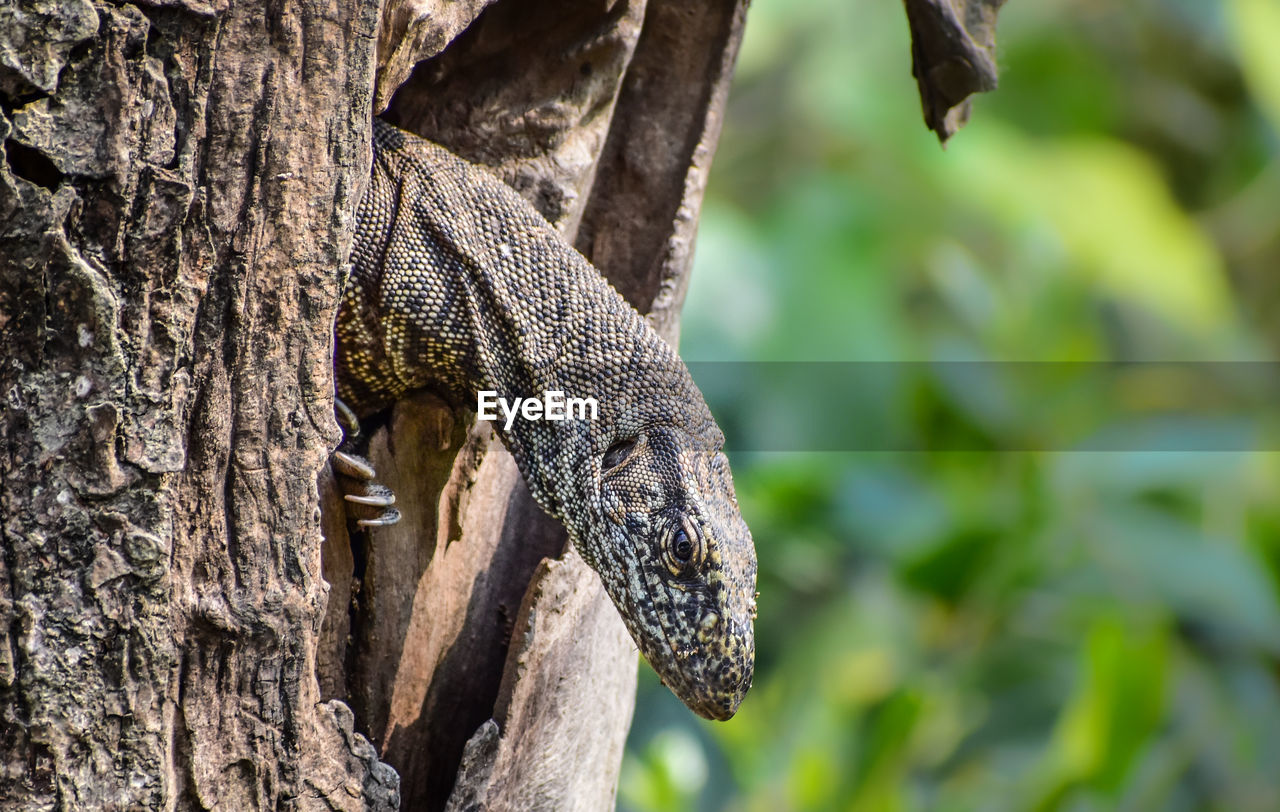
top-left (1, 0), bottom-right (749, 810)
top-left (901, 0), bottom-right (1006, 142)
top-left (0, 0), bottom-right (394, 808)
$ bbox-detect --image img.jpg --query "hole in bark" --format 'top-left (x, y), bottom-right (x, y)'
top-left (65, 38), bottom-right (95, 67)
top-left (0, 90), bottom-right (48, 116)
top-left (5, 140), bottom-right (63, 189)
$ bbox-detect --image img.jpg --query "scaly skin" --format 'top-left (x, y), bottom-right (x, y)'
top-left (335, 120), bottom-right (756, 720)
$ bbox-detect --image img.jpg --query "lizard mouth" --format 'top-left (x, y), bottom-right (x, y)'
top-left (658, 615), bottom-right (754, 721)
top-left (689, 680), bottom-right (748, 721)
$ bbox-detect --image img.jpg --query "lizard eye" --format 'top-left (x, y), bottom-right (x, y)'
top-left (602, 438), bottom-right (636, 471)
top-left (665, 519), bottom-right (700, 573)
top-left (672, 529), bottom-right (693, 562)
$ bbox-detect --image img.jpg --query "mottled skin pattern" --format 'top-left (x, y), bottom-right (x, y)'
top-left (335, 120), bottom-right (756, 720)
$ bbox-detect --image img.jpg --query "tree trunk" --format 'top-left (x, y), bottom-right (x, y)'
top-left (0, 0), bottom-right (397, 808)
top-left (0, 0), bottom-right (747, 809)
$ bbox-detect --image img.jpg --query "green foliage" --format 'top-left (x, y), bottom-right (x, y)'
top-left (621, 0), bottom-right (1280, 809)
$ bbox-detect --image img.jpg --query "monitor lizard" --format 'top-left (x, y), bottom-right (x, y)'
top-left (332, 119), bottom-right (756, 721)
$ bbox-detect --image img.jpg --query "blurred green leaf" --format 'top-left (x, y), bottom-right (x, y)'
top-left (1042, 617), bottom-right (1169, 798)
top-left (1099, 507), bottom-right (1280, 653)
top-left (1226, 0), bottom-right (1280, 134)
top-left (943, 129), bottom-right (1233, 335)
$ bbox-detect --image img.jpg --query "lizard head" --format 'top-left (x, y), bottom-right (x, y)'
top-left (581, 425), bottom-right (757, 721)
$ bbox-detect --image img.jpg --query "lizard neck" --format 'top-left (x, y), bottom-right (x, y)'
top-left (338, 123), bottom-right (713, 518)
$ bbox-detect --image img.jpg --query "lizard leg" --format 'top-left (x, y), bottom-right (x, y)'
top-left (332, 397), bottom-right (402, 527)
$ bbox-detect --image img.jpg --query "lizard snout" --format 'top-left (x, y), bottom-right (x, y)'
top-left (675, 613), bottom-right (754, 721)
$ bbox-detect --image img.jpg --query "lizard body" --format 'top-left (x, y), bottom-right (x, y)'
top-left (335, 119), bottom-right (755, 720)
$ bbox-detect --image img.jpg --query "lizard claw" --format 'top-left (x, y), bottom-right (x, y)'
top-left (335, 397), bottom-right (362, 442)
top-left (332, 398), bottom-right (402, 527)
top-left (344, 485), bottom-right (396, 507)
top-left (332, 450), bottom-right (377, 480)
top-left (357, 508), bottom-right (402, 527)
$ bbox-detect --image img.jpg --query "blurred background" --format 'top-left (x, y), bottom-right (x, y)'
top-left (619, 0), bottom-right (1280, 809)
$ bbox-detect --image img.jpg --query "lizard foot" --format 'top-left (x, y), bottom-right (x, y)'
top-left (333, 399), bottom-right (402, 527)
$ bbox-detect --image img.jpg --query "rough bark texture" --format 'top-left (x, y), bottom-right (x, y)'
top-left (0, 0), bottom-right (397, 809)
top-left (902, 0), bottom-right (1006, 142)
top-left (315, 1), bottom-right (751, 810)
